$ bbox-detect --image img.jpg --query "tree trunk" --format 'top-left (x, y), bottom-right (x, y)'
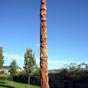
top-left (40, 0), bottom-right (49, 88)
top-left (28, 76), bottom-right (30, 85)
top-left (12, 76), bottom-right (13, 86)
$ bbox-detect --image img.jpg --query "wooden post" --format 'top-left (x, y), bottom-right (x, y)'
top-left (40, 0), bottom-right (49, 88)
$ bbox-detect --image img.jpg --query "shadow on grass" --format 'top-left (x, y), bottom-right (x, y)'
top-left (0, 82), bottom-right (7, 84)
top-left (0, 84), bottom-right (15, 88)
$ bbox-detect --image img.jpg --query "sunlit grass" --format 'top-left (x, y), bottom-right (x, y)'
top-left (0, 80), bottom-right (40, 88)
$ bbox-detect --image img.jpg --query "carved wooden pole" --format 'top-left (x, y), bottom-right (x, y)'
top-left (40, 0), bottom-right (49, 88)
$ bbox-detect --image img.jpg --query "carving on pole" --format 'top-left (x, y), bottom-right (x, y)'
top-left (40, 0), bottom-right (49, 88)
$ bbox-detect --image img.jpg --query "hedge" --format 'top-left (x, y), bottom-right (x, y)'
top-left (0, 75), bottom-right (12, 81)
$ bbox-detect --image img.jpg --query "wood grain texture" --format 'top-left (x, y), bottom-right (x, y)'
top-left (40, 0), bottom-right (49, 88)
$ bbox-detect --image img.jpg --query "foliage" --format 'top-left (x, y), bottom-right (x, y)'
top-left (23, 48), bottom-right (37, 76)
top-left (9, 60), bottom-right (18, 76)
top-left (0, 75), bottom-right (6, 80)
top-left (32, 68), bottom-right (40, 81)
top-left (17, 70), bottom-right (26, 76)
top-left (60, 63), bottom-right (88, 81)
top-left (0, 75), bottom-right (12, 81)
top-left (33, 68), bottom-right (40, 76)
top-left (0, 47), bottom-right (4, 68)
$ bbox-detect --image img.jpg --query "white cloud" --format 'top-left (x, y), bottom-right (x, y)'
top-left (26, 55), bottom-right (88, 65)
top-left (36, 57), bottom-right (83, 65)
top-left (48, 60), bottom-right (88, 64)
top-left (48, 60), bottom-right (70, 64)
top-left (4, 53), bottom-right (24, 60)
top-left (3, 54), bottom-right (88, 69)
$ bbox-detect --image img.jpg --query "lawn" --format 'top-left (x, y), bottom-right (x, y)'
top-left (0, 80), bottom-right (40, 88)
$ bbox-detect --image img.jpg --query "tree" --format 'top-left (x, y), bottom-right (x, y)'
top-left (0, 47), bottom-right (4, 68)
top-left (24, 48), bottom-right (36, 85)
top-left (9, 60), bottom-right (18, 81)
top-left (40, 0), bottom-right (49, 88)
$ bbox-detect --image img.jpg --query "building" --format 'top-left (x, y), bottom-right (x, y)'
top-left (0, 66), bottom-right (22, 75)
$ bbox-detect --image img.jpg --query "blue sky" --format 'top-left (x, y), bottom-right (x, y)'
top-left (0, 0), bottom-right (88, 69)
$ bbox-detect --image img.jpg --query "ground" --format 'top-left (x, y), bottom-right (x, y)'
top-left (0, 80), bottom-right (40, 88)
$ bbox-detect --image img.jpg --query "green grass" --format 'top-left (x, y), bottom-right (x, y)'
top-left (0, 80), bottom-right (40, 88)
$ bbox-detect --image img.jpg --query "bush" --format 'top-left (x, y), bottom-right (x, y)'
top-left (17, 71), bottom-right (26, 76)
top-left (0, 75), bottom-right (6, 80)
top-left (13, 75), bottom-right (40, 86)
top-left (0, 75), bottom-right (12, 81)
top-left (7, 75), bottom-right (12, 81)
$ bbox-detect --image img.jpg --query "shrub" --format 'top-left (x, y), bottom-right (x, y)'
top-left (0, 75), bottom-right (6, 80)
top-left (0, 75), bottom-right (12, 81)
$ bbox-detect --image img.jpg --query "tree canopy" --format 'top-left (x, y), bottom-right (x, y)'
top-left (24, 48), bottom-right (37, 76)
top-left (0, 47), bottom-right (4, 68)
top-left (9, 59), bottom-right (18, 76)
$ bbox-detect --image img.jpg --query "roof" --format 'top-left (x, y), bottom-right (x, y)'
top-left (2, 66), bottom-right (22, 70)
top-left (2, 66), bottom-right (10, 69)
